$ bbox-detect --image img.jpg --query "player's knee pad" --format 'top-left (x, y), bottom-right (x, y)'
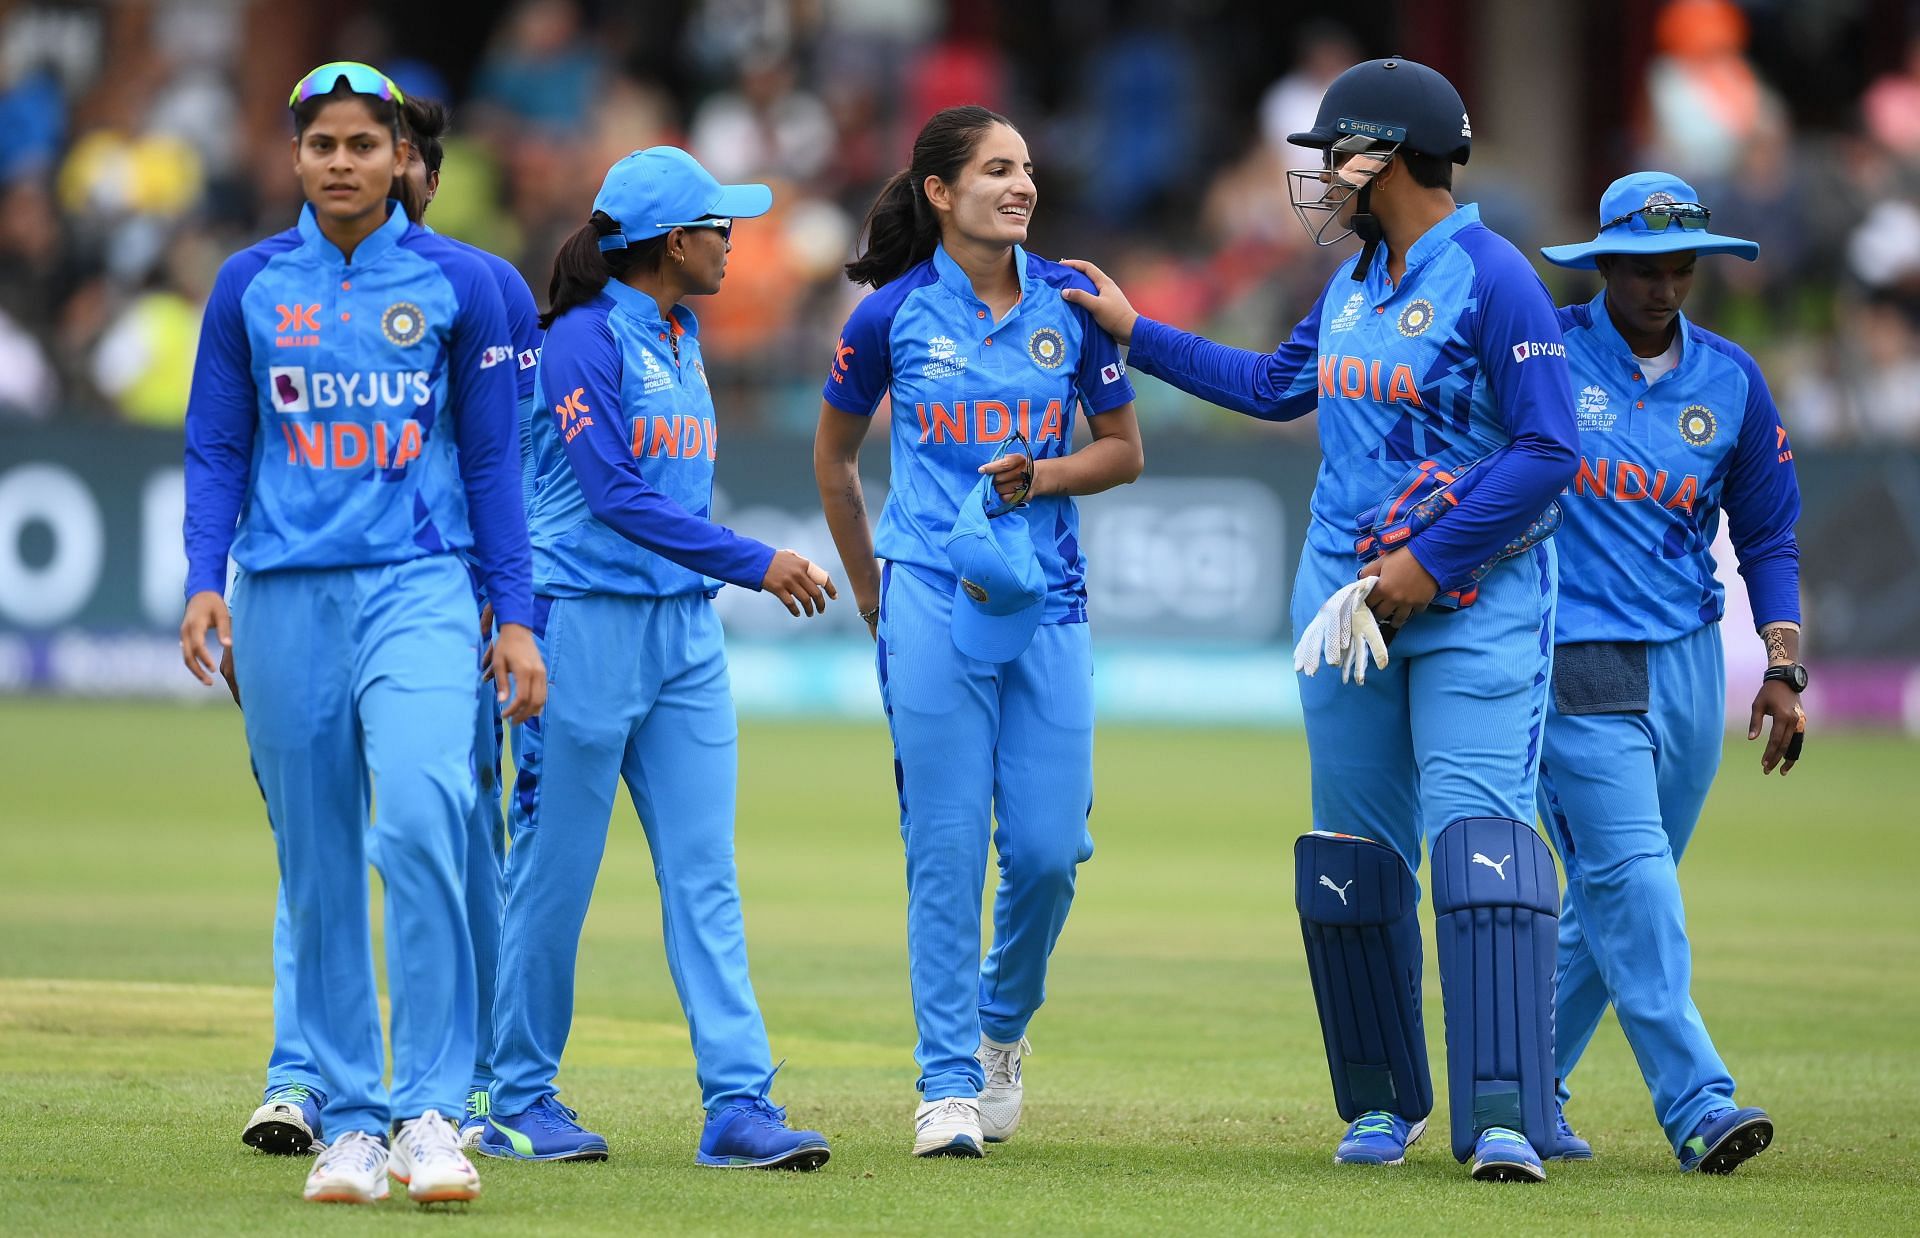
top-left (1295, 831), bottom-right (1433, 1123)
top-left (1431, 816), bottom-right (1558, 1162)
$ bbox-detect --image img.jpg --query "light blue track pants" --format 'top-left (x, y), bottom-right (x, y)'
top-left (1292, 542), bottom-right (1556, 864)
top-left (878, 565), bottom-right (1096, 1101)
top-left (1537, 623), bottom-right (1735, 1152)
top-left (233, 557), bottom-right (479, 1138)
top-left (266, 652), bottom-right (507, 1097)
top-left (489, 592), bottom-right (774, 1115)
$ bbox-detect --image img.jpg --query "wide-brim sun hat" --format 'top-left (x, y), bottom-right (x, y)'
top-left (1541, 170), bottom-right (1757, 269)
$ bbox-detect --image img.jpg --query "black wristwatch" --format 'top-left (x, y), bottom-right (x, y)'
top-left (1764, 663), bottom-right (1808, 693)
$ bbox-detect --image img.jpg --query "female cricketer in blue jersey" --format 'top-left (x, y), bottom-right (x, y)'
top-left (814, 106), bottom-right (1144, 1158)
top-left (1065, 60), bottom-right (1578, 1181)
top-left (181, 62), bottom-right (544, 1206)
top-left (240, 90), bottom-right (545, 1161)
top-left (478, 146), bottom-right (835, 1171)
top-left (1535, 171), bottom-right (1801, 1175)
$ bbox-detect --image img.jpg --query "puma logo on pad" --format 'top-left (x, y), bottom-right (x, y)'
top-left (1318, 875), bottom-right (1354, 905)
top-left (1472, 853), bottom-right (1512, 879)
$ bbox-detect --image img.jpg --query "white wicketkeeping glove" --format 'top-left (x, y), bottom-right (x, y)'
top-left (1292, 577), bottom-right (1392, 685)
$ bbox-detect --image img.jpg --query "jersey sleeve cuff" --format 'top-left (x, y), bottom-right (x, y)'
top-left (822, 382), bottom-right (879, 417)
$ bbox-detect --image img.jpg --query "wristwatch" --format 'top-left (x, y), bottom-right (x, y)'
top-left (1763, 663), bottom-right (1808, 693)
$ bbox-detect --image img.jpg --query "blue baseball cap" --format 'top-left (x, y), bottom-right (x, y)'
top-left (1541, 171), bottom-right (1758, 269)
top-left (944, 475), bottom-right (1046, 664)
top-left (591, 146), bottom-right (772, 252)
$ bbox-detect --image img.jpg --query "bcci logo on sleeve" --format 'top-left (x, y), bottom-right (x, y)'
top-left (381, 302), bottom-right (427, 347)
top-left (1027, 327), bottom-right (1065, 369)
top-left (1396, 299), bottom-right (1435, 338)
top-left (1679, 404), bottom-right (1717, 446)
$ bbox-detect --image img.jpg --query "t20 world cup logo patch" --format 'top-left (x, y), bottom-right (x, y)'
top-left (1679, 403), bottom-right (1717, 446)
top-left (1027, 326), bottom-right (1066, 369)
top-left (381, 302), bottom-right (427, 347)
top-left (1396, 299), bottom-right (1435, 338)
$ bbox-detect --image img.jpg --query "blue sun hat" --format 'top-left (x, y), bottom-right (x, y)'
top-left (591, 146), bottom-right (772, 252)
top-left (944, 474), bottom-right (1046, 664)
top-left (1541, 171), bottom-right (1758, 269)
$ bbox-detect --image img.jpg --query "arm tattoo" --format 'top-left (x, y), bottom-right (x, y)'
top-left (842, 481), bottom-right (865, 519)
top-left (1764, 626), bottom-right (1790, 665)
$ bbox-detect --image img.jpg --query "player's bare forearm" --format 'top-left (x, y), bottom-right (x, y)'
top-left (1761, 621), bottom-right (1799, 666)
top-left (813, 403), bottom-right (883, 612)
top-left (1750, 620), bottom-right (1804, 774)
top-left (1032, 405), bottom-right (1144, 498)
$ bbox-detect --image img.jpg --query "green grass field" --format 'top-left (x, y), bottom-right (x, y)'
top-left (1, 699), bottom-right (1915, 1234)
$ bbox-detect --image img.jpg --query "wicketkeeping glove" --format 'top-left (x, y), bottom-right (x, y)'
top-left (1354, 456), bottom-right (1563, 609)
top-left (1293, 576), bottom-right (1391, 685)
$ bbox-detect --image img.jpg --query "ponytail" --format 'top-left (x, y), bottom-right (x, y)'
top-left (540, 211), bottom-right (665, 329)
top-left (845, 104), bottom-right (1016, 289)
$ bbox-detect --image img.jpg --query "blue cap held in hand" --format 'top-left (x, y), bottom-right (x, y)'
top-left (1541, 171), bottom-right (1757, 269)
top-left (944, 474), bottom-right (1046, 664)
top-left (591, 146), bottom-right (772, 252)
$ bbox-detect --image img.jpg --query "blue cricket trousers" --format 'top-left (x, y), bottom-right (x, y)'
top-left (489, 591), bottom-right (775, 1114)
top-left (1538, 622), bottom-right (1736, 1151)
top-left (266, 651), bottom-right (507, 1096)
top-left (878, 564), bottom-right (1096, 1101)
top-left (232, 556), bottom-right (480, 1138)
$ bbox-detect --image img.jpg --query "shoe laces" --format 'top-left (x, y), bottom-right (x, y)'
top-left (980, 1037), bottom-right (1031, 1088)
top-left (1555, 1108), bottom-right (1576, 1139)
top-left (530, 1096), bottom-right (584, 1133)
top-left (720, 1096), bottom-right (790, 1132)
top-left (465, 1089), bottom-right (490, 1123)
top-left (1482, 1126), bottom-right (1531, 1149)
top-left (316, 1130), bottom-right (385, 1176)
top-left (267, 1083), bottom-right (316, 1106)
top-left (397, 1111), bottom-right (465, 1167)
top-left (931, 1098), bottom-right (977, 1123)
top-left (1349, 1111), bottom-right (1398, 1137)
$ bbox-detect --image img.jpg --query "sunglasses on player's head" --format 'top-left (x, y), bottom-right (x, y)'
top-left (983, 431), bottom-right (1034, 518)
top-left (289, 61), bottom-right (405, 108)
top-left (1602, 201), bottom-right (1711, 233)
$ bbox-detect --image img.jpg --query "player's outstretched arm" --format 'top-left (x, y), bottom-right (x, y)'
top-left (813, 402), bottom-right (881, 636)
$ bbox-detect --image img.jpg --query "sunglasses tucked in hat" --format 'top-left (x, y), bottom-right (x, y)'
top-left (944, 474), bottom-right (1046, 664)
top-left (592, 147), bottom-right (772, 252)
top-left (1541, 171), bottom-right (1758, 269)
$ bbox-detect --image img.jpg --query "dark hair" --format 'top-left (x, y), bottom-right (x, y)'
top-left (1400, 150), bottom-right (1453, 192)
top-left (400, 95), bottom-right (450, 176)
top-left (540, 211), bottom-right (667, 328)
top-left (845, 105), bottom-right (1015, 288)
top-left (291, 83), bottom-right (401, 141)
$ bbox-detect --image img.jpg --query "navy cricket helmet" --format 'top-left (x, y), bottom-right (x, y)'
top-left (1288, 56), bottom-right (1472, 165)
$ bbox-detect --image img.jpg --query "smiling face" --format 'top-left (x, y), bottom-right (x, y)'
top-left (926, 122), bottom-right (1035, 249)
top-left (1597, 250), bottom-right (1697, 346)
top-left (291, 97), bottom-right (405, 228)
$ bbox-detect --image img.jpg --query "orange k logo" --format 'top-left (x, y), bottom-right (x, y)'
top-left (835, 337), bottom-right (855, 372)
top-left (276, 304), bottom-right (321, 332)
top-left (554, 387), bottom-right (591, 422)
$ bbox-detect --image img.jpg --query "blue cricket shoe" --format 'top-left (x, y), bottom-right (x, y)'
top-left (476, 1095), bottom-right (610, 1162)
top-left (244, 1083), bottom-right (327, 1156)
top-left (1470, 1126), bottom-right (1546, 1182)
top-left (1679, 1106), bottom-right (1772, 1174)
top-left (697, 1097), bottom-right (831, 1171)
top-left (1333, 1111), bottom-right (1427, 1165)
top-left (1547, 1100), bottom-right (1593, 1161)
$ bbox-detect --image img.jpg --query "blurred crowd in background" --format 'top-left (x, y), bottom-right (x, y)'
top-left (4, 0), bottom-right (1920, 443)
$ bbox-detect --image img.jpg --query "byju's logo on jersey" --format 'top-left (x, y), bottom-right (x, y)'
top-left (518, 346), bottom-right (541, 371)
top-left (381, 302), bottom-right (427, 347)
top-left (1679, 403), bottom-right (1717, 446)
top-left (1027, 326), bottom-right (1065, 369)
top-left (924, 335), bottom-right (966, 379)
top-left (1577, 385), bottom-right (1616, 431)
top-left (1328, 290), bottom-right (1367, 335)
top-left (269, 366), bottom-right (309, 412)
top-left (640, 347), bottom-right (672, 393)
top-left (1510, 340), bottom-right (1567, 363)
top-left (1396, 299), bottom-right (1436, 338)
top-left (480, 344), bottom-right (513, 369)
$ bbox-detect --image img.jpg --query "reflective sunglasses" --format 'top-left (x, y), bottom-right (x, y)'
top-left (1602, 201), bottom-right (1711, 233)
top-left (289, 61), bottom-right (405, 108)
top-left (983, 431), bottom-right (1035, 518)
top-left (659, 217), bottom-right (733, 241)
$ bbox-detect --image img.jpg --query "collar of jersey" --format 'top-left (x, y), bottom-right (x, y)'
top-left (1360, 202), bottom-right (1480, 291)
top-left (1583, 287), bottom-right (1692, 380)
top-left (602, 277), bottom-right (699, 337)
top-left (932, 242), bottom-right (1030, 315)
top-left (297, 200), bottom-right (409, 267)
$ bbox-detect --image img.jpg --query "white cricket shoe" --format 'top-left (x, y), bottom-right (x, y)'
top-left (390, 1110), bottom-right (482, 1204)
top-left (977, 1035), bottom-right (1031, 1143)
top-left (912, 1097), bottom-right (985, 1158)
top-left (303, 1131), bottom-right (390, 1204)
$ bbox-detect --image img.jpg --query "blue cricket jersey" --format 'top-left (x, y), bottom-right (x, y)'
top-left (1552, 291), bottom-right (1801, 642)
top-left (1128, 204), bottom-right (1578, 593)
top-left (526, 279), bottom-right (774, 599)
top-left (183, 202), bottom-right (534, 627)
top-left (822, 244), bottom-right (1136, 621)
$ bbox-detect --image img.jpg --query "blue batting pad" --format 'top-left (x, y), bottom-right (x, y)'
top-left (1295, 832), bottom-right (1433, 1122)
top-left (1431, 817), bottom-right (1559, 1162)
